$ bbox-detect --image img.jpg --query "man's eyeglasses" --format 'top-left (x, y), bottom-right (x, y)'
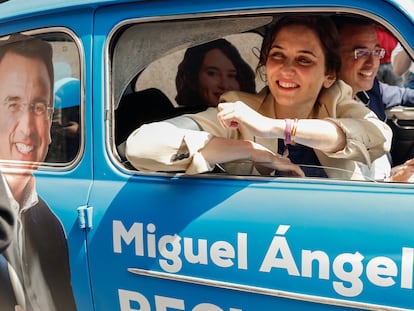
top-left (353, 47), bottom-right (386, 60)
top-left (4, 99), bottom-right (53, 120)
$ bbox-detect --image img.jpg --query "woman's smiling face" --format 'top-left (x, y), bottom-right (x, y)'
top-left (198, 48), bottom-right (240, 107)
top-left (266, 24), bottom-right (335, 111)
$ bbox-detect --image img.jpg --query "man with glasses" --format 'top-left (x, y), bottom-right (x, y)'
top-left (0, 34), bottom-right (77, 310)
top-left (392, 42), bottom-right (414, 89)
top-left (335, 16), bottom-right (414, 181)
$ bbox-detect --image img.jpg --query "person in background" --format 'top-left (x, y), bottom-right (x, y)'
top-left (334, 16), bottom-right (414, 181)
top-left (46, 77), bottom-right (80, 163)
top-left (175, 38), bottom-right (256, 107)
top-left (125, 15), bottom-right (391, 180)
top-left (375, 26), bottom-right (402, 86)
top-left (0, 34), bottom-right (77, 310)
top-left (392, 42), bottom-right (414, 89)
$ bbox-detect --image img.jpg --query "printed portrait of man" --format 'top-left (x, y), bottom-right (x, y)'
top-left (0, 34), bottom-right (77, 311)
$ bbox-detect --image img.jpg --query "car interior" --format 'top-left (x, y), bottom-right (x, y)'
top-left (109, 12), bottom-right (414, 181)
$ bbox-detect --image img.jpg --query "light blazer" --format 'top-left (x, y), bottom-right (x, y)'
top-left (126, 80), bottom-right (392, 180)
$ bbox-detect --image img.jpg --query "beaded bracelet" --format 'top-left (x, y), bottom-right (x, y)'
top-left (284, 119), bottom-right (293, 144)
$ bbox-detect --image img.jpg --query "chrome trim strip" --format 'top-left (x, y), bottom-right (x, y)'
top-left (128, 267), bottom-right (412, 311)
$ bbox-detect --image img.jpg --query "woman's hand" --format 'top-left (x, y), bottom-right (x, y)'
top-left (201, 137), bottom-right (304, 177)
top-left (390, 158), bottom-right (414, 182)
top-left (217, 101), bottom-right (277, 138)
top-left (249, 141), bottom-right (305, 177)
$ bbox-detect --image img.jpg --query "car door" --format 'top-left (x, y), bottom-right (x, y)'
top-left (0, 4), bottom-right (96, 310)
top-left (88, 1), bottom-right (414, 311)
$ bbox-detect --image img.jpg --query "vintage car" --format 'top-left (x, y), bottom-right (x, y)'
top-left (0, 0), bottom-right (413, 310)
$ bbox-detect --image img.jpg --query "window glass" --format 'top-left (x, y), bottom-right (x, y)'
top-left (112, 17), bottom-right (270, 152)
top-left (44, 32), bottom-right (81, 164)
top-left (0, 30), bottom-right (81, 169)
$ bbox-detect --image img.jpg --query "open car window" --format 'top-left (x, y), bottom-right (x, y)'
top-left (110, 13), bottom-right (414, 183)
top-left (385, 42), bottom-right (414, 168)
top-left (111, 16), bottom-right (272, 164)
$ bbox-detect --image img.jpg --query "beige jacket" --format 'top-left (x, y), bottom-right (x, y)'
top-left (126, 80), bottom-right (392, 179)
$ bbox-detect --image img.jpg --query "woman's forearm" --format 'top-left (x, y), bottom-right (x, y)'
top-left (263, 118), bottom-right (346, 153)
top-left (289, 119), bottom-right (346, 153)
top-left (200, 137), bottom-right (254, 165)
top-left (201, 136), bottom-right (304, 176)
top-left (217, 102), bottom-right (346, 153)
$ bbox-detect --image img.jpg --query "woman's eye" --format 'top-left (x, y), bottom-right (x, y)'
top-left (269, 53), bottom-right (285, 64)
top-left (206, 69), bottom-right (219, 77)
top-left (227, 73), bottom-right (237, 79)
top-left (271, 51), bottom-right (283, 59)
top-left (297, 57), bottom-right (313, 65)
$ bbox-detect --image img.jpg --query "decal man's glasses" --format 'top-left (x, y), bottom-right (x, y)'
top-left (4, 98), bottom-right (53, 120)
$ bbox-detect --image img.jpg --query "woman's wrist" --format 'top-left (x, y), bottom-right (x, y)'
top-left (260, 118), bottom-right (285, 138)
top-left (284, 118), bottom-right (298, 145)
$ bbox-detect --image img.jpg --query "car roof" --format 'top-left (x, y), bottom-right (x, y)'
top-left (0, 0), bottom-right (139, 21)
top-left (0, 0), bottom-right (413, 23)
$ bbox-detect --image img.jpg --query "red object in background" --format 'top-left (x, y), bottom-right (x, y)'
top-left (376, 26), bottom-right (398, 64)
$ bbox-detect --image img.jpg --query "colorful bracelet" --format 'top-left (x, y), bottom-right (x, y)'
top-left (285, 118), bottom-right (298, 145)
top-left (284, 119), bottom-right (293, 144)
top-left (291, 118), bottom-right (298, 144)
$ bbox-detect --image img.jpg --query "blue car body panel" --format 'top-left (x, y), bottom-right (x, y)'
top-left (0, 0), bottom-right (413, 310)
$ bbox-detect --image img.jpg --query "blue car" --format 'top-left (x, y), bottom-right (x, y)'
top-left (0, 0), bottom-right (413, 310)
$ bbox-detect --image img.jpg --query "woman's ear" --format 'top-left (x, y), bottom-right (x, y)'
top-left (323, 72), bottom-right (337, 88)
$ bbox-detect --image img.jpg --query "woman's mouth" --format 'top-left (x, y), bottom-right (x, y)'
top-left (277, 80), bottom-right (299, 89)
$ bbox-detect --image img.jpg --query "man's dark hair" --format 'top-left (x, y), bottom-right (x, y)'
top-left (0, 34), bottom-right (54, 105)
top-left (332, 15), bottom-right (376, 32)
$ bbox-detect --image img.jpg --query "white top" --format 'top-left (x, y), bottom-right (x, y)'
top-left (391, 43), bottom-right (414, 73)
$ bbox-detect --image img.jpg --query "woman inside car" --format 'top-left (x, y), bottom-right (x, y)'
top-left (175, 38), bottom-right (256, 107)
top-left (125, 15), bottom-right (392, 180)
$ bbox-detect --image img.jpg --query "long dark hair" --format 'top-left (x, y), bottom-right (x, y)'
top-left (175, 38), bottom-right (256, 107)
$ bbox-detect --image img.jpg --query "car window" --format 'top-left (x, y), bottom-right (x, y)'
top-left (0, 30), bottom-right (82, 168)
top-left (45, 31), bottom-right (82, 165)
top-left (111, 16), bottom-right (272, 164)
top-left (385, 40), bottom-right (414, 168)
top-left (110, 13), bottom-right (413, 183)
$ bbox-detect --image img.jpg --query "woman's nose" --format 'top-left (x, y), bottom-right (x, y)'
top-left (280, 60), bottom-right (296, 74)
